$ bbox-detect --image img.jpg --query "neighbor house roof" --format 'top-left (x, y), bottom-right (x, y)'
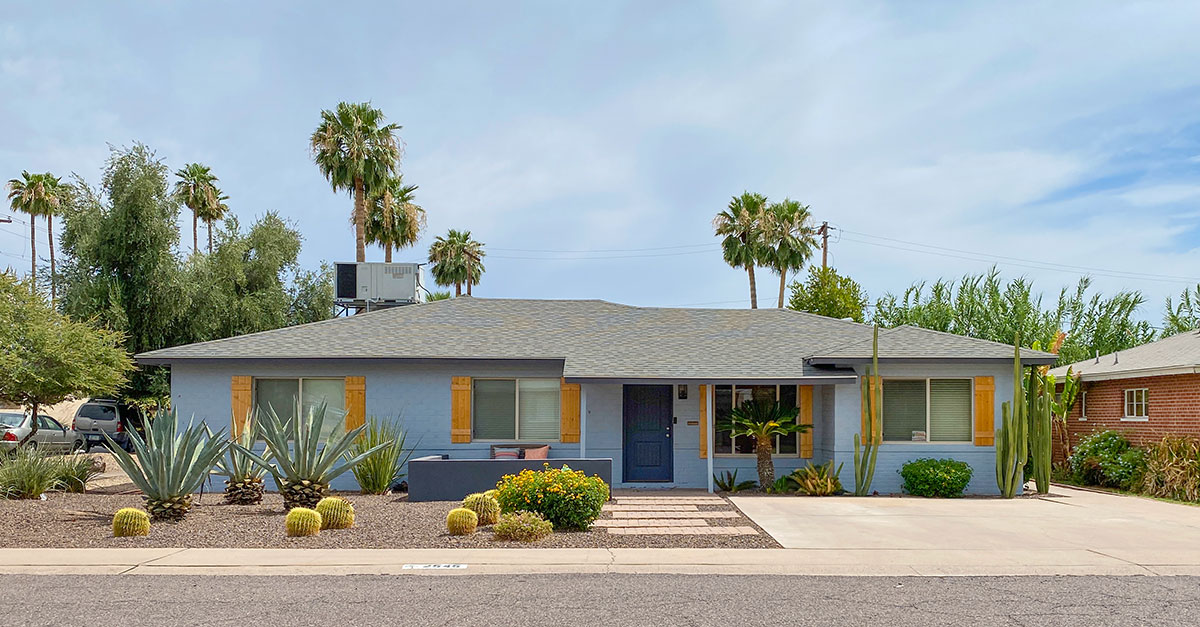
top-left (1049, 330), bottom-right (1200, 381)
top-left (137, 297), bottom-right (1056, 379)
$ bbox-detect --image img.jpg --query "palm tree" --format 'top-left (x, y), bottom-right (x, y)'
top-left (428, 229), bottom-right (486, 296)
top-left (365, 176), bottom-right (425, 263)
top-left (310, 102), bottom-right (402, 263)
top-left (713, 192), bottom-right (767, 308)
top-left (6, 171), bottom-right (64, 297)
top-left (173, 163), bottom-right (219, 255)
top-left (722, 400), bottom-right (808, 488)
top-left (763, 199), bottom-right (817, 308)
top-left (197, 189), bottom-right (230, 254)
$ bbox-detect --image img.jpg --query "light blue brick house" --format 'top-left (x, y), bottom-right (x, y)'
top-left (138, 298), bottom-right (1055, 493)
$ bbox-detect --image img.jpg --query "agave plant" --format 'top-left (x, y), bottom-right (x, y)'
top-left (350, 416), bottom-right (417, 495)
top-left (235, 402), bottom-right (387, 509)
top-left (104, 410), bottom-right (230, 521)
top-left (207, 410), bottom-right (272, 505)
top-left (722, 400), bottom-right (808, 489)
top-left (713, 469), bottom-right (757, 493)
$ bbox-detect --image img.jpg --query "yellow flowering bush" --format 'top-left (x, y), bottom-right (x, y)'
top-left (495, 463), bottom-right (608, 530)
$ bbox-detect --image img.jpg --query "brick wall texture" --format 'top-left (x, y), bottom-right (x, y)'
top-left (1060, 373), bottom-right (1200, 459)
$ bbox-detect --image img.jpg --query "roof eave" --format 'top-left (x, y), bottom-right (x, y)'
top-left (806, 356), bottom-right (1059, 367)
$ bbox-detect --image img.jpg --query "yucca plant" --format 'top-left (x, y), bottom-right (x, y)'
top-left (55, 454), bottom-right (104, 493)
top-left (104, 410), bottom-right (230, 521)
top-left (721, 400), bottom-right (808, 488)
top-left (350, 416), bottom-right (416, 494)
top-left (207, 410), bottom-right (271, 505)
top-left (235, 402), bottom-right (387, 510)
top-left (0, 446), bottom-right (65, 499)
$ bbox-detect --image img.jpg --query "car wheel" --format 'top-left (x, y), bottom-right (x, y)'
top-left (25, 441), bottom-right (37, 451)
top-left (72, 440), bottom-right (86, 453)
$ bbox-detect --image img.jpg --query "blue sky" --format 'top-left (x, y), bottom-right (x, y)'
top-left (3, 1), bottom-right (1200, 322)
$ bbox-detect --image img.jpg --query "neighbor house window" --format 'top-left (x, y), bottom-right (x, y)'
top-left (881, 378), bottom-right (972, 443)
top-left (713, 384), bottom-right (799, 455)
top-left (473, 378), bottom-right (561, 441)
top-left (1124, 388), bottom-right (1148, 420)
top-left (1080, 391), bottom-right (1087, 421)
top-left (254, 378), bottom-right (346, 438)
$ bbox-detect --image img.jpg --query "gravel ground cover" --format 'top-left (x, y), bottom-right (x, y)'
top-left (0, 491), bottom-right (779, 549)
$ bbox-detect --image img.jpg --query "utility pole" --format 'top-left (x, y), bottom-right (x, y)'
top-left (817, 221), bottom-right (831, 269)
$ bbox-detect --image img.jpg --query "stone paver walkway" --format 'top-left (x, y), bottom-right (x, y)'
top-left (599, 495), bottom-right (758, 536)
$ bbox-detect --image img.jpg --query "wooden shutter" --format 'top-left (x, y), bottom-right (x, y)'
top-left (698, 384), bottom-right (708, 459)
top-left (860, 376), bottom-right (881, 444)
top-left (973, 376), bottom-right (995, 446)
top-left (344, 376), bottom-right (366, 432)
top-left (799, 385), bottom-right (814, 458)
top-left (560, 379), bottom-right (581, 443)
top-left (451, 376), bottom-right (472, 443)
top-left (231, 376), bottom-right (252, 438)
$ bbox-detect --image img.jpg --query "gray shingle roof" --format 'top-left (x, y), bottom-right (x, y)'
top-left (1048, 330), bottom-right (1200, 380)
top-left (137, 298), bottom-right (1054, 378)
top-left (808, 325), bottom-right (1053, 364)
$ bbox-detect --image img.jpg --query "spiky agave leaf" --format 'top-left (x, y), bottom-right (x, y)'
top-left (232, 401), bottom-right (389, 506)
top-left (103, 410), bottom-right (229, 519)
top-left (207, 409), bottom-right (272, 483)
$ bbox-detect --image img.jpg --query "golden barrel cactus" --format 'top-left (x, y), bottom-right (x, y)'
top-left (461, 492), bottom-right (500, 525)
top-left (285, 507), bottom-right (323, 537)
top-left (112, 508), bottom-right (151, 537)
top-left (446, 507), bottom-right (478, 535)
top-left (316, 497), bottom-right (355, 530)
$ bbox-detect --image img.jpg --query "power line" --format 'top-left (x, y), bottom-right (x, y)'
top-left (839, 229), bottom-right (1200, 282)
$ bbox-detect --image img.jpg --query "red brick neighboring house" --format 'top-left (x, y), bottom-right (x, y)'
top-left (1050, 330), bottom-right (1200, 457)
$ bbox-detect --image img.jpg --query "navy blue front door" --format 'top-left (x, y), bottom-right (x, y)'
top-left (623, 385), bottom-right (673, 482)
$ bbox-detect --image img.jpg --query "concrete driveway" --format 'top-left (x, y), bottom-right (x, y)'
top-left (730, 485), bottom-right (1200, 575)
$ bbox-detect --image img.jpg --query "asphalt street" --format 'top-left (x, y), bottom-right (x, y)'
top-left (2, 574), bottom-right (1198, 626)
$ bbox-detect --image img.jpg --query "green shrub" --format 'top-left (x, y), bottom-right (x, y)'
top-left (349, 416), bottom-right (415, 495)
top-left (494, 463), bottom-right (608, 531)
top-left (714, 469), bottom-right (756, 493)
top-left (1069, 430), bottom-right (1145, 489)
top-left (493, 511), bottom-right (554, 542)
top-left (767, 475), bottom-right (797, 494)
top-left (55, 454), bottom-right (103, 493)
top-left (899, 458), bottom-right (973, 498)
top-left (1138, 437), bottom-right (1200, 501)
top-left (0, 447), bottom-right (65, 499)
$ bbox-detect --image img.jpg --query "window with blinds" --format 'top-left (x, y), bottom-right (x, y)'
top-left (881, 378), bottom-right (973, 443)
top-left (472, 378), bottom-right (561, 441)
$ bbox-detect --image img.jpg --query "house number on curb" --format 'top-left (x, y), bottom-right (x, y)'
top-left (402, 564), bottom-right (467, 570)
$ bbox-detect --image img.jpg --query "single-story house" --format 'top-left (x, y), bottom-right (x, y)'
top-left (137, 298), bottom-right (1055, 494)
top-left (1050, 329), bottom-right (1200, 453)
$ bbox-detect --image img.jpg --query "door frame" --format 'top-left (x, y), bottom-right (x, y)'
top-left (621, 384), bottom-right (674, 483)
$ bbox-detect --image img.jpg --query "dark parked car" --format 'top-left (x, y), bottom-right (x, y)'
top-left (71, 400), bottom-right (145, 451)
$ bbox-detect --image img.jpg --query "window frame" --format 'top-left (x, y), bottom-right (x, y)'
top-left (713, 384), bottom-right (801, 458)
top-left (251, 377), bottom-right (347, 419)
top-left (1123, 388), bottom-right (1149, 421)
top-left (1080, 390), bottom-right (1087, 421)
top-left (471, 377), bottom-right (562, 442)
top-left (880, 377), bottom-right (975, 444)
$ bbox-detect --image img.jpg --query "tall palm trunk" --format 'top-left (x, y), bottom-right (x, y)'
top-left (207, 220), bottom-right (214, 254)
top-left (192, 211), bottom-right (199, 254)
top-left (29, 219), bottom-right (36, 293)
top-left (747, 265), bottom-right (758, 309)
top-left (454, 282), bottom-right (462, 297)
top-left (385, 243), bottom-right (392, 263)
top-left (755, 434), bottom-right (775, 487)
top-left (353, 177), bottom-right (367, 263)
top-left (47, 214), bottom-right (55, 302)
top-left (777, 269), bottom-right (786, 308)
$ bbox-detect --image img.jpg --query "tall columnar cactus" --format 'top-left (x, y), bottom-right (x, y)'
top-left (1029, 371), bottom-right (1054, 495)
top-left (316, 497), bottom-right (355, 530)
top-left (285, 507), bottom-right (323, 537)
top-left (447, 507), bottom-right (479, 535)
top-left (853, 326), bottom-right (882, 496)
top-left (996, 341), bottom-right (1029, 498)
top-left (112, 508), bottom-right (151, 537)
top-left (462, 492), bottom-right (501, 525)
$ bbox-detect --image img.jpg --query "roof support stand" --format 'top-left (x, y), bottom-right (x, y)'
top-left (706, 383), bottom-right (715, 494)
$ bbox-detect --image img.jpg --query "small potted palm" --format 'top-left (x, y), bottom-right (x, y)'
top-left (722, 400), bottom-right (809, 489)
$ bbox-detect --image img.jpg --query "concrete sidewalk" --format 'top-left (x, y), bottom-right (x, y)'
top-left (0, 545), bottom-right (1196, 576)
